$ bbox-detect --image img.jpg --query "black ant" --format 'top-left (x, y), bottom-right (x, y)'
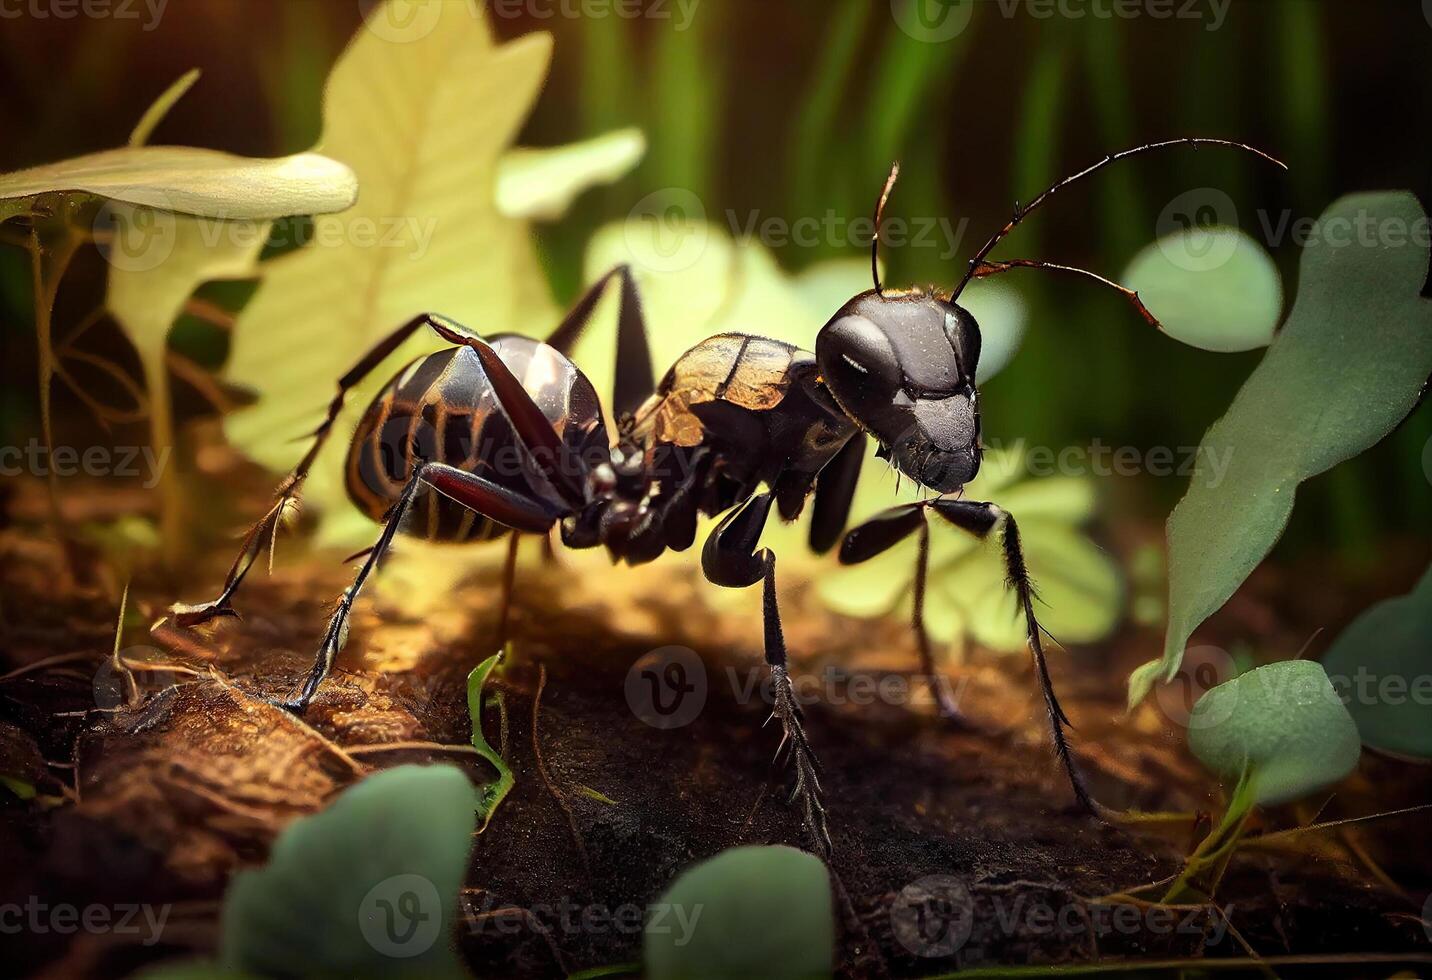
top-left (174, 138), bottom-right (1284, 854)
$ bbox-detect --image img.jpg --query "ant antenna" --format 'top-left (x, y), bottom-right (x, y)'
top-left (871, 161), bottom-right (900, 295)
top-left (948, 138), bottom-right (1287, 303)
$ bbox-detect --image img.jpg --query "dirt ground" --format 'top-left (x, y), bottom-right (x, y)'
top-left (1, 471), bottom-right (1430, 979)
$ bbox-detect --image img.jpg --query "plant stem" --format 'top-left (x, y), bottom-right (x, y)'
top-left (29, 218), bottom-right (80, 578)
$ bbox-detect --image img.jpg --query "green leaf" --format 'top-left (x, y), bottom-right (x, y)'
top-left (1188, 660), bottom-right (1360, 806)
top-left (645, 845), bottom-right (833, 980)
top-left (496, 128), bottom-right (646, 221)
top-left (1122, 227), bottom-right (1282, 352)
top-left (0, 775), bottom-right (35, 800)
top-left (1137, 192), bottom-right (1432, 704)
top-left (466, 649), bottom-right (515, 830)
top-left (221, 764), bottom-right (477, 979)
top-left (1320, 564), bottom-right (1432, 759)
top-left (0, 147), bottom-right (356, 219)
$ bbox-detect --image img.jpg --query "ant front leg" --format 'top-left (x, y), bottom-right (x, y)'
top-left (839, 502), bottom-right (967, 722)
top-left (843, 498), bottom-right (1106, 818)
top-left (288, 461), bottom-right (557, 712)
top-left (703, 492), bottom-right (831, 855)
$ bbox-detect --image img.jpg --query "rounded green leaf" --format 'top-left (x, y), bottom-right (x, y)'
top-left (1123, 226), bottom-right (1281, 352)
top-left (959, 279), bottom-right (1029, 384)
top-left (1320, 565), bottom-right (1432, 758)
top-left (645, 845), bottom-right (833, 980)
top-left (221, 764), bottom-right (477, 978)
top-left (1188, 661), bottom-right (1361, 806)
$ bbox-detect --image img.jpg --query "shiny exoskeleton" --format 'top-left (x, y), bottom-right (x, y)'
top-left (176, 139), bottom-right (1285, 853)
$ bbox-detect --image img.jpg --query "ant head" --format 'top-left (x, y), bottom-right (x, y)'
top-left (815, 287), bottom-right (982, 492)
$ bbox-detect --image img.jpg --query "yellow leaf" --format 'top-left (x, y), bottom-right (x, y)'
top-left (497, 128), bottom-right (646, 221)
top-left (224, 3), bottom-right (643, 552)
top-left (0, 147), bottom-right (356, 219)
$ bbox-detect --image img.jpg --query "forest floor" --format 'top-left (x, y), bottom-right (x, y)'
top-left (1, 467), bottom-right (1430, 979)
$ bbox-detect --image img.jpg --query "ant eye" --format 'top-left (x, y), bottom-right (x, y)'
top-left (816, 314), bottom-right (902, 415)
top-left (943, 306), bottom-right (982, 379)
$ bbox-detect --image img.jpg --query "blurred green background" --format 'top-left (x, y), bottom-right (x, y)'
top-left (1, 0), bottom-right (1428, 564)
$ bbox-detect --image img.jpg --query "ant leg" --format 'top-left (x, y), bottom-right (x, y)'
top-left (704, 493), bottom-right (831, 855)
top-left (495, 533), bottom-right (521, 648)
top-left (925, 498), bottom-right (1108, 818)
top-left (289, 461), bottom-right (556, 712)
top-left (808, 432), bottom-right (866, 555)
top-left (542, 263), bottom-right (654, 420)
top-left (838, 502), bottom-right (965, 721)
top-left (171, 313), bottom-right (475, 627)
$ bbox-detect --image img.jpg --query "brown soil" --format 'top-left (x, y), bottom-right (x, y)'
top-left (1, 475), bottom-right (1429, 979)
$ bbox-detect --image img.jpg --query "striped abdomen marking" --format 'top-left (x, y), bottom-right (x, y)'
top-left (343, 335), bottom-right (606, 542)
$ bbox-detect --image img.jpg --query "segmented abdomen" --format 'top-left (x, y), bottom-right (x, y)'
top-left (344, 334), bottom-right (606, 541)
